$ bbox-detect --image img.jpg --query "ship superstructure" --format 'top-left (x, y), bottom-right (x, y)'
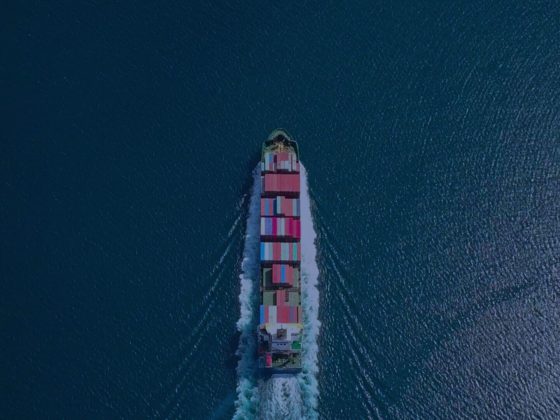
top-left (257, 130), bottom-right (302, 374)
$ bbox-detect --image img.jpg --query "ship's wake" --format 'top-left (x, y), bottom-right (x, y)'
top-left (257, 377), bottom-right (303, 419)
top-left (233, 165), bottom-right (320, 419)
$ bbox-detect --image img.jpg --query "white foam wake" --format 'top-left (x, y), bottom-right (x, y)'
top-left (295, 164), bottom-right (321, 418)
top-left (233, 167), bottom-right (261, 419)
top-left (233, 164), bottom-right (320, 419)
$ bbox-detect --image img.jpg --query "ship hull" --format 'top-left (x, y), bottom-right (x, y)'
top-left (257, 130), bottom-right (303, 375)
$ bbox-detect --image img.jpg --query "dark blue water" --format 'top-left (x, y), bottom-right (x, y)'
top-left (3, 1), bottom-right (560, 418)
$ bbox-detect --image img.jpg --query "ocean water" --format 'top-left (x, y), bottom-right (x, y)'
top-left (3, 1), bottom-right (560, 419)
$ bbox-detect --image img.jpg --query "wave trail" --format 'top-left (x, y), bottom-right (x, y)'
top-left (233, 167), bottom-right (261, 418)
top-left (295, 164), bottom-right (321, 419)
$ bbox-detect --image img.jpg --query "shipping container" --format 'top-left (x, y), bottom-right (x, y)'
top-left (277, 305), bottom-right (290, 323)
top-left (272, 264), bottom-right (294, 285)
top-left (262, 267), bottom-right (272, 288)
top-left (261, 304), bottom-right (298, 325)
top-left (290, 306), bottom-right (298, 323)
top-left (260, 242), bottom-right (301, 262)
top-left (275, 196), bottom-right (284, 215)
top-left (262, 173), bottom-right (300, 195)
top-left (261, 151), bottom-right (299, 173)
top-left (275, 305), bottom-right (298, 323)
top-left (260, 198), bottom-right (275, 216)
top-left (274, 196), bottom-right (300, 217)
top-left (263, 291), bottom-right (275, 306)
top-left (288, 292), bottom-right (299, 306)
top-left (260, 305), bottom-right (270, 324)
top-left (291, 153), bottom-right (299, 173)
top-left (276, 289), bottom-right (287, 306)
top-left (268, 306), bottom-right (277, 324)
top-left (262, 152), bottom-right (275, 172)
top-left (274, 152), bottom-right (299, 173)
top-left (260, 217), bottom-right (300, 239)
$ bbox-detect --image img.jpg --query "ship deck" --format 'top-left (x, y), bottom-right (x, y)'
top-left (258, 131), bottom-right (302, 375)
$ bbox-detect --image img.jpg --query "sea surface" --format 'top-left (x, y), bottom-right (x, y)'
top-left (3, 1), bottom-right (560, 419)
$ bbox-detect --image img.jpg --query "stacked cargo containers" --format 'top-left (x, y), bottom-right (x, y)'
top-left (272, 264), bottom-right (295, 286)
top-left (260, 242), bottom-right (300, 262)
top-left (260, 217), bottom-right (301, 240)
top-left (259, 146), bottom-right (301, 332)
top-left (275, 196), bottom-right (300, 217)
top-left (261, 152), bottom-right (275, 172)
top-left (261, 151), bottom-right (299, 173)
top-left (274, 152), bottom-right (300, 173)
top-left (261, 196), bottom-right (300, 217)
top-left (258, 304), bottom-right (301, 324)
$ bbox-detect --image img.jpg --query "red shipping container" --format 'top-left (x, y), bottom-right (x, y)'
top-left (276, 152), bottom-right (289, 161)
top-left (272, 264), bottom-right (281, 284)
top-left (277, 305), bottom-right (291, 323)
top-left (276, 196), bottom-right (298, 217)
top-left (292, 219), bottom-right (301, 239)
top-left (262, 217), bottom-right (299, 239)
top-left (290, 306), bottom-right (297, 323)
top-left (276, 290), bottom-right (286, 306)
top-left (263, 173), bottom-right (300, 194)
top-left (286, 219), bottom-right (292, 237)
top-left (272, 264), bottom-right (294, 285)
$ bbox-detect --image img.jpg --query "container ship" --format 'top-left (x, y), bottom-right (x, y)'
top-left (257, 129), bottom-right (302, 375)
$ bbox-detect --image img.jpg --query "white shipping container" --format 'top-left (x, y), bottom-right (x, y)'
top-left (268, 306), bottom-right (277, 324)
